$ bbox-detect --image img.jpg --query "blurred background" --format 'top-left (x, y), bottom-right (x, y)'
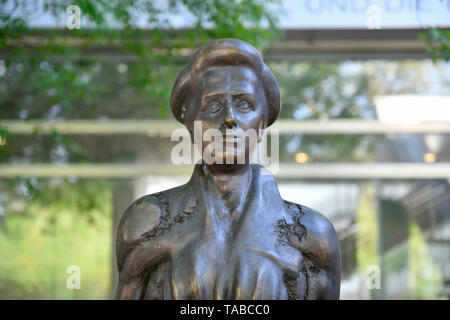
top-left (0, 0), bottom-right (449, 299)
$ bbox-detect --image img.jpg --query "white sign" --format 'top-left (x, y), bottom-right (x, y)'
top-left (280, 0), bottom-right (450, 29)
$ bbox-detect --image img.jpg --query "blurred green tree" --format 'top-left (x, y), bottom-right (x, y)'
top-left (0, 179), bottom-right (112, 299)
top-left (0, 0), bottom-right (280, 119)
top-left (420, 28), bottom-right (450, 63)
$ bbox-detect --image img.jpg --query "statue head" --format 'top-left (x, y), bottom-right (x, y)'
top-left (170, 38), bottom-right (281, 166)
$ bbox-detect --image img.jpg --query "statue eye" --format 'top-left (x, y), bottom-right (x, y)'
top-left (236, 100), bottom-right (252, 112)
top-left (207, 102), bottom-right (221, 113)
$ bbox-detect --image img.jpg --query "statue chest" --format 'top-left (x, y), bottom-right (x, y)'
top-left (165, 202), bottom-right (305, 300)
top-left (142, 169), bottom-right (307, 300)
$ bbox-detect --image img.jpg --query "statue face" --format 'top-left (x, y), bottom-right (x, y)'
top-left (185, 66), bottom-right (266, 165)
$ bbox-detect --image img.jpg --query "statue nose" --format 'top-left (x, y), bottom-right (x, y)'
top-left (224, 102), bottom-right (237, 128)
top-left (225, 97), bottom-right (237, 128)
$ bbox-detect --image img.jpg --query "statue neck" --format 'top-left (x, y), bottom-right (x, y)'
top-left (201, 163), bottom-right (253, 214)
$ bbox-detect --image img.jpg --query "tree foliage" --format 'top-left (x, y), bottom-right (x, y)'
top-left (0, 0), bottom-right (281, 118)
top-left (420, 28), bottom-right (450, 63)
top-left (0, 179), bottom-right (112, 299)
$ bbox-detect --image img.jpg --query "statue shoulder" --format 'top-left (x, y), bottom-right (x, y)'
top-left (300, 205), bottom-right (339, 266)
top-left (116, 183), bottom-right (192, 250)
top-left (115, 191), bottom-right (173, 272)
top-left (115, 184), bottom-right (194, 274)
top-left (283, 201), bottom-right (341, 299)
top-left (116, 192), bottom-right (167, 246)
top-left (283, 201), bottom-right (340, 271)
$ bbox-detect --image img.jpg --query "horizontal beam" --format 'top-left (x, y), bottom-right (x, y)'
top-left (0, 120), bottom-right (183, 136)
top-left (266, 29), bottom-right (430, 60)
top-left (2, 119), bottom-right (449, 136)
top-left (275, 163), bottom-right (450, 179)
top-left (0, 163), bottom-right (448, 179)
top-left (0, 163), bottom-right (192, 178)
top-left (273, 120), bottom-right (450, 135)
top-left (1, 28), bottom-right (431, 61)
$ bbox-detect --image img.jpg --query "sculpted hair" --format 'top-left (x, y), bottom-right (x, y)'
top-left (170, 38), bottom-right (281, 128)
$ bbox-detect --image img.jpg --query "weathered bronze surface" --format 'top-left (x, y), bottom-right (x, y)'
top-left (115, 39), bottom-right (341, 300)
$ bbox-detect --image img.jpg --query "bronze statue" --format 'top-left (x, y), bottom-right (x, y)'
top-left (115, 39), bottom-right (341, 300)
